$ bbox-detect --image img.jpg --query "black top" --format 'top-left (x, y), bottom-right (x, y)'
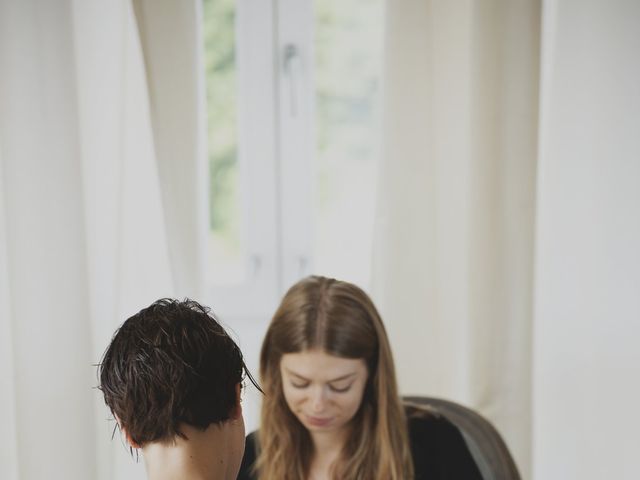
top-left (238, 410), bottom-right (482, 479)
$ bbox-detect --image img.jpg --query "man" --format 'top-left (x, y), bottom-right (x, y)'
top-left (99, 298), bottom-right (252, 480)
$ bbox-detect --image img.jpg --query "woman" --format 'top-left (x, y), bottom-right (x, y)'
top-left (239, 275), bottom-right (482, 480)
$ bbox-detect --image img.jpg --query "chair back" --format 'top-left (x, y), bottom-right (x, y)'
top-left (403, 396), bottom-right (521, 480)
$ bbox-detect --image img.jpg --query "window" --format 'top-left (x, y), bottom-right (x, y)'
top-left (203, 0), bottom-right (243, 286)
top-left (203, 0), bottom-right (383, 318)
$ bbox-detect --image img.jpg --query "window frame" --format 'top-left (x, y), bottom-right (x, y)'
top-left (205, 0), bottom-right (315, 319)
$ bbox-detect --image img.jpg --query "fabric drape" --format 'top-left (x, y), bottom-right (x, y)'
top-left (132, 0), bottom-right (208, 299)
top-left (0, 1), bottom-right (205, 479)
top-left (375, 1), bottom-right (640, 479)
top-left (0, 138), bottom-right (19, 480)
top-left (373, 1), bottom-right (541, 477)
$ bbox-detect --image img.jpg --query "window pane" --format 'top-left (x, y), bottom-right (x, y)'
top-left (313, 0), bottom-right (383, 287)
top-left (203, 0), bottom-right (245, 285)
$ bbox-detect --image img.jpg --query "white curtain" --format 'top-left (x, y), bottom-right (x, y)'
top-left (0, 1), bottom-right (205, 479)
top-left (0, 138), bottom-right (19, 480)
top-left (375, 1), bottom-right (640, 479)
top-left (373, 1), bottom-right (540, 476)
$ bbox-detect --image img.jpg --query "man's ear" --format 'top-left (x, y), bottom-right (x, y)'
top-left (115, 415), bottom-right (141, 449)
top-left (230, 382), bottom-right (243, 420)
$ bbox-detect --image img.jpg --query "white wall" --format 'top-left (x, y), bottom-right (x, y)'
top-left (533, 1), bottom-right (640, 478)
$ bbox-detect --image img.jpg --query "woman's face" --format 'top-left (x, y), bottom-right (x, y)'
top-left (280, 349), bottom-right (368, 436)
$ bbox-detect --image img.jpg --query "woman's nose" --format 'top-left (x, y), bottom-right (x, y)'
top-left (310, 388), bottom-right (327, 412)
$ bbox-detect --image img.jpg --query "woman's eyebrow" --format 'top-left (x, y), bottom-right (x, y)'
top-left (284, 369), bottom-right (357, 382)
top-left (285, 370), bottom-right (309, 381)
top-left (327, 373), bottom-right (357, 383)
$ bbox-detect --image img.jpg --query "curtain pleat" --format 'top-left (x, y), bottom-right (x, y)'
top-left (132, 0), bottom-right (207, 300)
top-left (0, 1), bottom-right (96, 478)
top-left (373, 1), bottom-right (541, 477)
top-left (0, 1), bottom-right (204, 479)
top-left (0, 138), bottom-right (19, 480)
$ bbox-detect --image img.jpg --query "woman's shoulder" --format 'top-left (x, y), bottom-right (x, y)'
top-left (245, 430), bottom-right (259, 447)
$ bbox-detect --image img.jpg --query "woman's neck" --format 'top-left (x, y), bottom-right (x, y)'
top-left (308, 427), bottom-right (350, 480)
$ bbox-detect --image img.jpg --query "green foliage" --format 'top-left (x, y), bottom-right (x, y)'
top-left (203, 0), bottom-right (239, 242)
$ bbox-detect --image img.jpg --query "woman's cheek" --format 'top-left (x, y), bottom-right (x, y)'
top-left (283, 385), bottom-right (304, 409)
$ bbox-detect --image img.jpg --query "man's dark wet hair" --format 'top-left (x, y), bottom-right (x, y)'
top-left (98, 298), bottom-right (255, 447)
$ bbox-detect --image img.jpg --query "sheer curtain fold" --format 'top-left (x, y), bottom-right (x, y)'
top-left (0, 139), bottom-right (19, 480)
top-left (0, 1), bottom-right (205, 479)
top-left (373, 1), bottom-right (541, 477)
top-left (0, 1), bottom-right (96, 478)
top-left (133, 0), bottom-right (208, 300)
top-left (73, 1), bottom-right (174, 478)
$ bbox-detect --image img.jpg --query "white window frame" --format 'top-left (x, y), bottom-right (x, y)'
top-left (206, 0), bottom-right (315, 320)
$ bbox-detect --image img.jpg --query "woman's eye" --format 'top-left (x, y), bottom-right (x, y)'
top-left (329, 384), bottom-right (352, 393)
top-left (291, 382), bottom-right (309, 389)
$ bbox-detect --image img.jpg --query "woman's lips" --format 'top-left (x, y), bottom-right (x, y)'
top-left (305, 415), bottom-right (333, 427)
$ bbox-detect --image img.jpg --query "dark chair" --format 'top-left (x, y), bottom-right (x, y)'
top-left (404, 396), bottom-right (521, 480)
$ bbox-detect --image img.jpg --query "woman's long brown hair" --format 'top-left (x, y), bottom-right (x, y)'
top-left (254, 276), bottom-right (414, 480)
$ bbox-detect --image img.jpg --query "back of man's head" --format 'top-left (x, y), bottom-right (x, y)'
top-left (99, 298), bottom-right (245, 447)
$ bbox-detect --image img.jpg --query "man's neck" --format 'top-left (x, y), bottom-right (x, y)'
top-left (142, 421), bottom-right (244, 480)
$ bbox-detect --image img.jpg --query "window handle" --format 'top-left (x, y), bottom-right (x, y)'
top-left (250, 254), bottom-right (262, 276)
top-left (283, 43), bottom-right (300, 116)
